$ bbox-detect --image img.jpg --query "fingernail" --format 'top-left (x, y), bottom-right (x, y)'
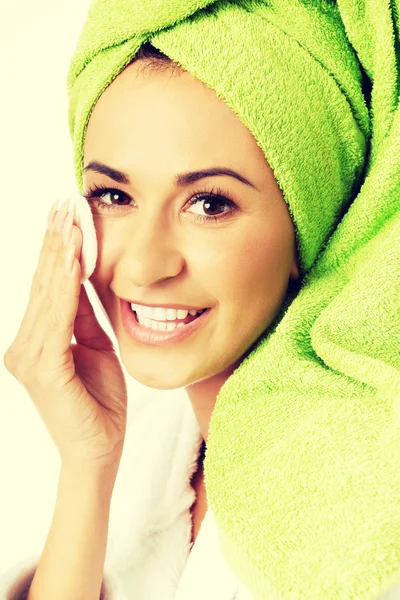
top-left (62, 212), bottom-right (74, 246)
top-left (47, 199), bottom-right (61, 230)
top-left (54, 200), bottom-right (69, 232)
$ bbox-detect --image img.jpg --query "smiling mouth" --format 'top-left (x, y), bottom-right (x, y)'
top-left (130, 306), bottom-right (207, 331)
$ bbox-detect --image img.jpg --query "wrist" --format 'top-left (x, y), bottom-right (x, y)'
top-left (59, 460), bottom-right (119, 499)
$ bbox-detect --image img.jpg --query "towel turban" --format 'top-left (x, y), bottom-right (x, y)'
top-left (67, 0), bottom-right (369, 278)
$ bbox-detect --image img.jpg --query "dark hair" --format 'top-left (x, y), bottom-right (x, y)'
top-left (132, 41), bottom-right (182, 75)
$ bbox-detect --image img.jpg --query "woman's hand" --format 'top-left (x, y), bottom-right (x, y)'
top-left (3, 199), bottom-right (128, 474)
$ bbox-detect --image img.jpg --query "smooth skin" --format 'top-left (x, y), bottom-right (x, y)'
top-left (83, 60), bottom-right (300, 446)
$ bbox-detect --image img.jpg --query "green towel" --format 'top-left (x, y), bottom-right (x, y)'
top-left (67, 1), bottom-right (400, 598)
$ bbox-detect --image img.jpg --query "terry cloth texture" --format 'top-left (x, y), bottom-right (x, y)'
top-left (66, 1), bottom-right (400, 598)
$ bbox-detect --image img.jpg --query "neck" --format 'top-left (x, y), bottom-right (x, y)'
top-left (185, 362), bottom-right (240, 443)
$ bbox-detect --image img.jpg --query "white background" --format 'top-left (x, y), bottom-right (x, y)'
top-left (0, 1), bottom-right (181, 576)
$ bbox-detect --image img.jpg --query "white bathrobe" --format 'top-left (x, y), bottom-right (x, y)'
top-left (0, 390), bottom-right (255, 599)
top-left (1, 389), bottom-right (400, 599)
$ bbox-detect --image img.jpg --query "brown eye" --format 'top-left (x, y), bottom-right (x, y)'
top-left (185, 186), bottom-right (238, 223)
top-left (98, 190), bottom-right (131, 206)
top-left (187, 195), bottom-right (232, 218)
top-left (83, 185), bottom-right (133, 212)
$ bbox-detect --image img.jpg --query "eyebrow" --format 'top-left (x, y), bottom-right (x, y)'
top-left (83, 161), bottom-right (260, 191)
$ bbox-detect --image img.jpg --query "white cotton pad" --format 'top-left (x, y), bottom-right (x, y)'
top-left (54, 192), bottom-right (98, 284)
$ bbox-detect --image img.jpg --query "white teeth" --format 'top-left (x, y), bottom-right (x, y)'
top-left (136, 314), bottom-right (186, 331)
top-left (166, 308), bottom-right (177, 320)
top-left (131, 303), bottom-right (204, 322)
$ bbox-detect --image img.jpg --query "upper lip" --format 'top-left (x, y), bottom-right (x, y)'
top-left (120, 298), bottom-right (208, 311)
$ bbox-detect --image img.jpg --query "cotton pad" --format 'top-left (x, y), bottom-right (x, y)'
top-left (53, 192), bottom-right (98, 284)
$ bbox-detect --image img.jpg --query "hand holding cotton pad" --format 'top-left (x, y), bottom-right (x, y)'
top-left (52, 191), bottom-right (98, 284)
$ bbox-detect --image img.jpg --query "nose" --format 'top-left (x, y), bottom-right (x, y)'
top-left (121, 210), bottom-right (185, 287)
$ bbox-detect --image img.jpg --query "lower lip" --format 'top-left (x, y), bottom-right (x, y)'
top-left (120, 300), bottom-right (211, 346)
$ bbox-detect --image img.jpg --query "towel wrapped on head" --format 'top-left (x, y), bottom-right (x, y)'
top-left (66, 0), bottom-right (400, 598)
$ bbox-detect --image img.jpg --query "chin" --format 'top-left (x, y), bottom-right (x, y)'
top-left (118, 352), bottom-right (193, 391)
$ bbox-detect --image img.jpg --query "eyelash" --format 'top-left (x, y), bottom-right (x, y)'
top-left (82, 183), bottom-right (238, 224)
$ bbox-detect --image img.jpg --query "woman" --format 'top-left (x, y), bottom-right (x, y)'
top-left (2, 0), bottom-right (399, 598)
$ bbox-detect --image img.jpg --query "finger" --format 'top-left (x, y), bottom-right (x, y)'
top-left (23, 200), bottom-right (76, 361)
top-left (50, 220), bottom-right (114, 352)
top-left (11, 200), bottom-right (67, 350)
top-left (27, 199), bottom-right (62, 304)
top-left (41, 215), bottom-right (83, 361)
top-left (43, 219), bottom-right (114, 358)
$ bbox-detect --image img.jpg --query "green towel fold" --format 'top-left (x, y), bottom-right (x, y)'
top-left (67, 1), bottom-right (400, 598)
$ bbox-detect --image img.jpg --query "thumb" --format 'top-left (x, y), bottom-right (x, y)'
top-left (70, 221), bottom-right (114, 352)
top-left (74, 283), bottom-right (115, 352)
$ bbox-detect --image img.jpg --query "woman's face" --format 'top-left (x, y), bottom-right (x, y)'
top-left (83, 60), bottom-right (300, 390)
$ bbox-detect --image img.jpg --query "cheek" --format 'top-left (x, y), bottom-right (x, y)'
top-left (207, 225), bottom-right (293, 317)
top-left (205, 231), bottom-right (282, 292)
top-left (90, 217), bottom-right (122, 272)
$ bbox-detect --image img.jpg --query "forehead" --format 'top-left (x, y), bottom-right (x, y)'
top-left (84, 61), bottom-right (265, 171)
